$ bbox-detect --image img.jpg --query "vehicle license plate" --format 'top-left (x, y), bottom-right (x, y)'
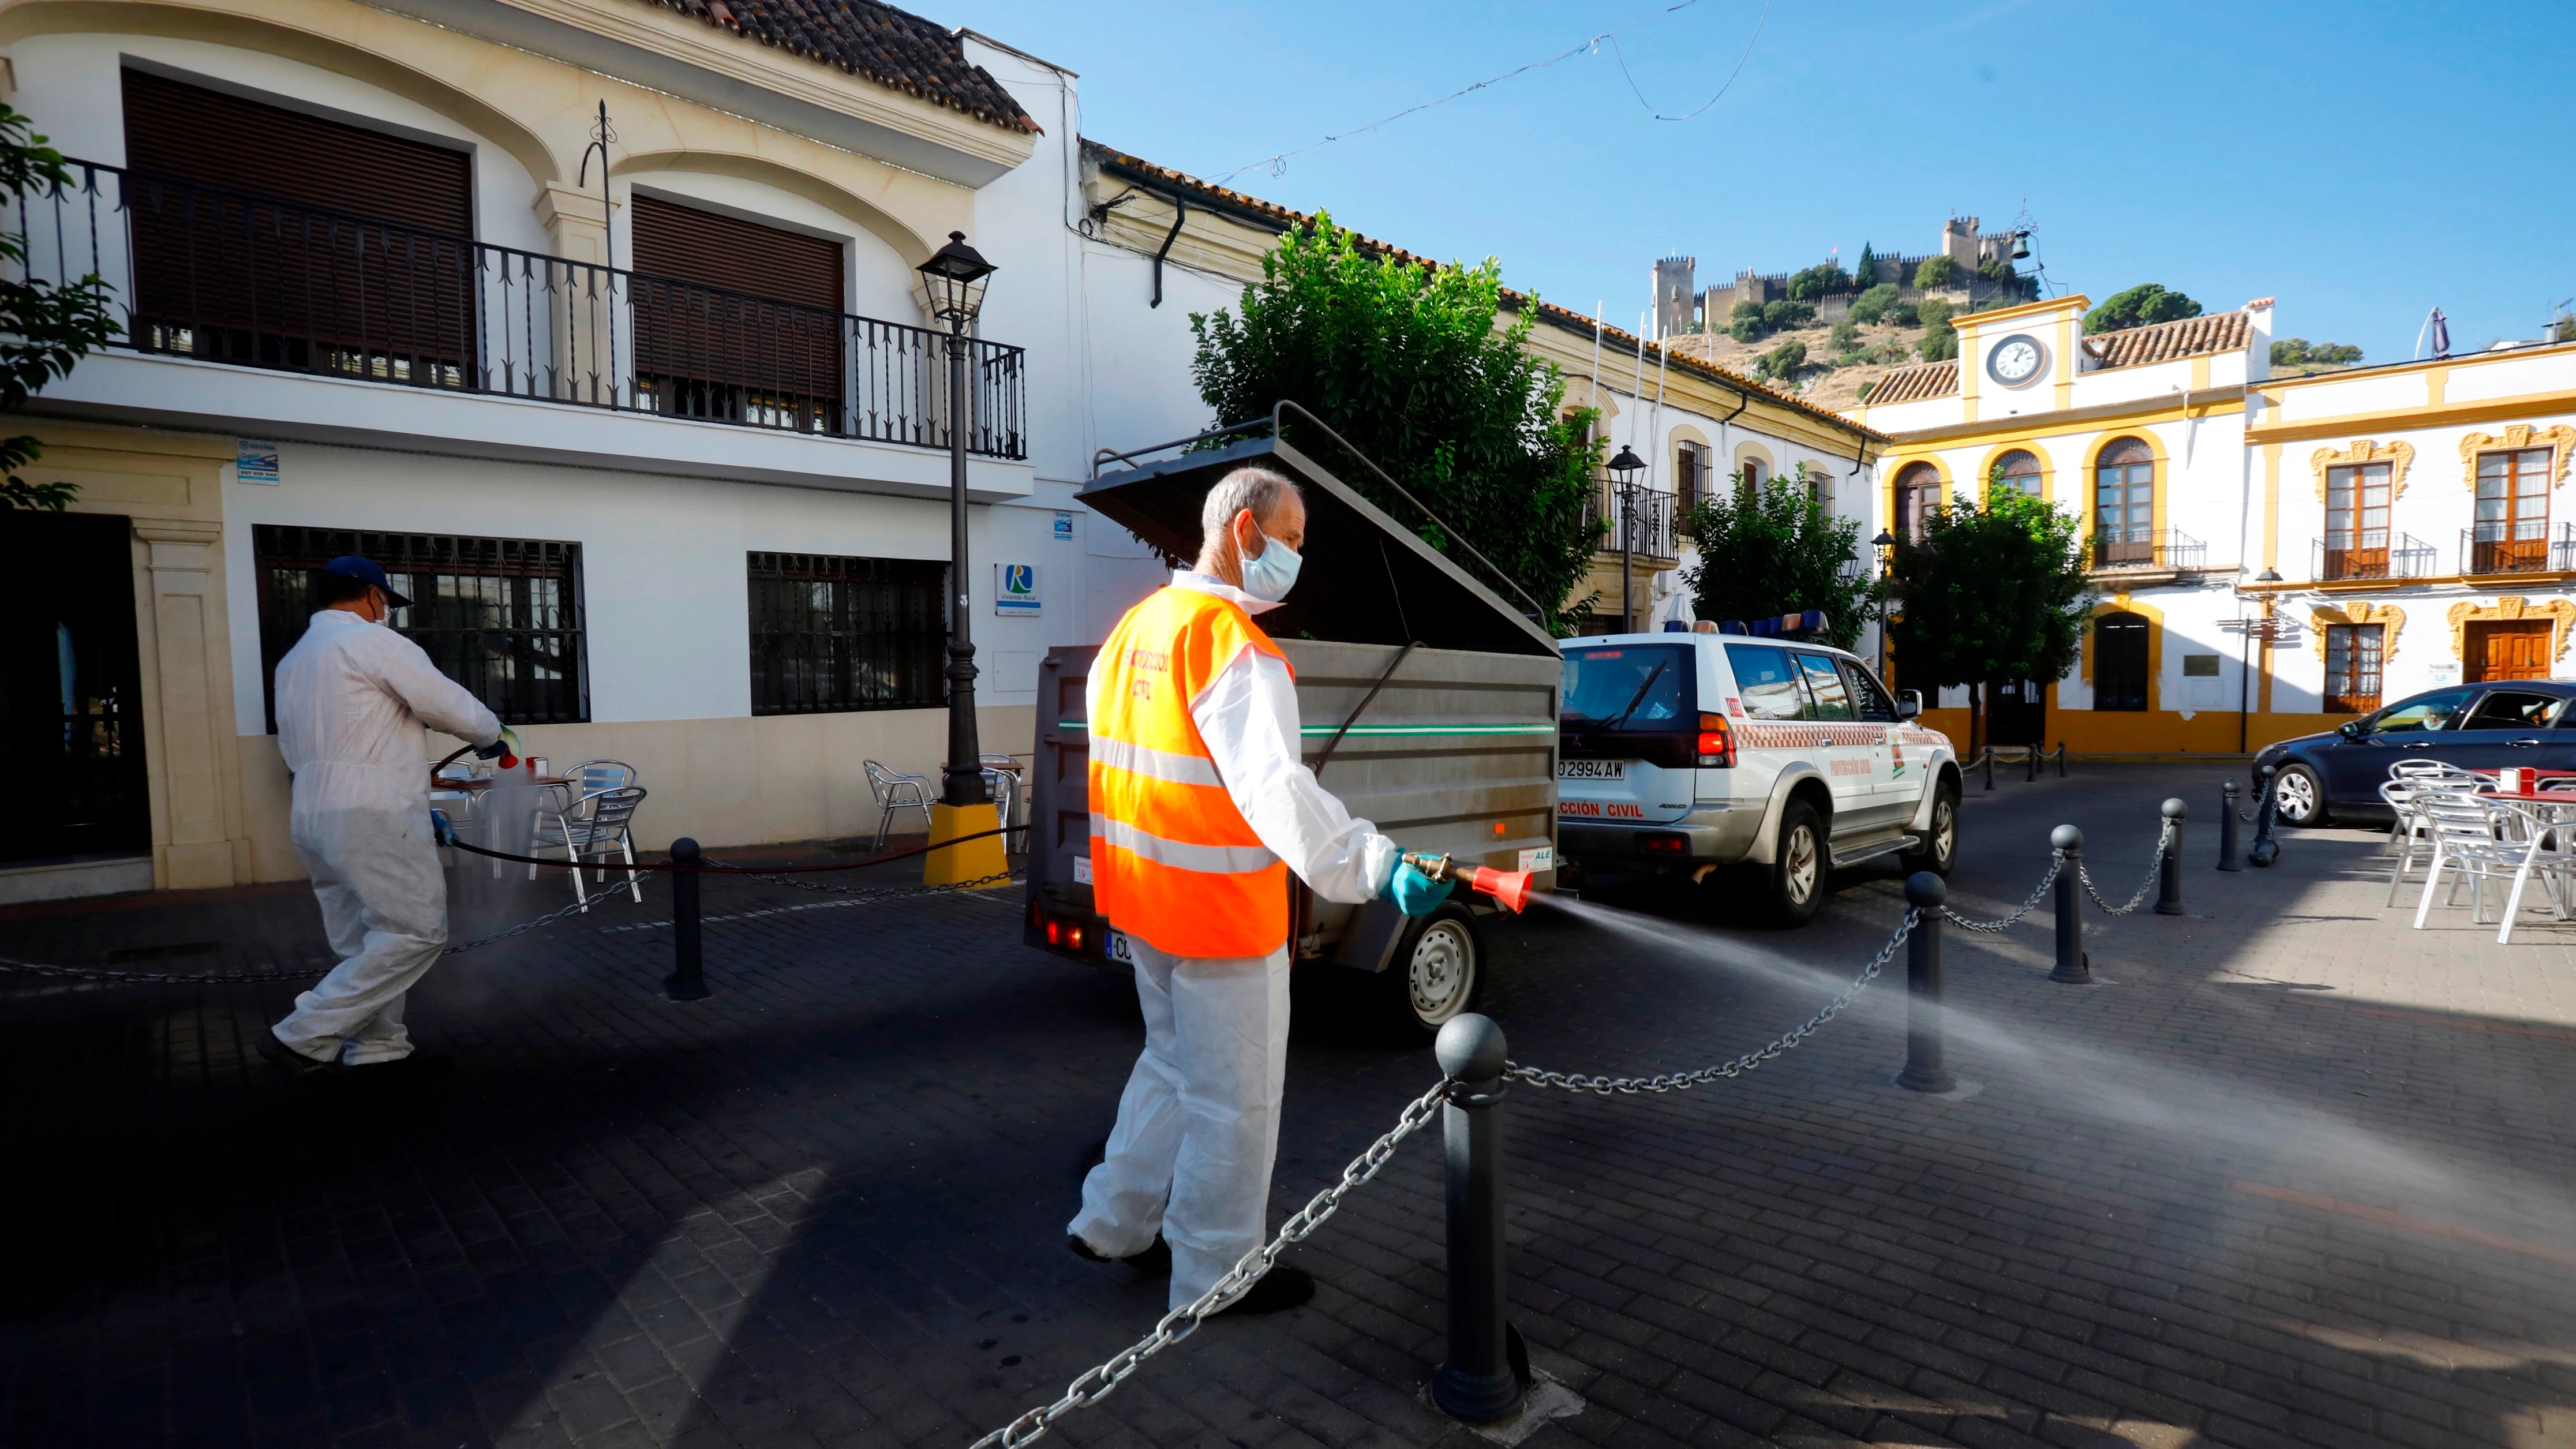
top-left (1559, 759), bottom-right (1627, 780)
top-left (1106, 928), bottom-right (1139, 965)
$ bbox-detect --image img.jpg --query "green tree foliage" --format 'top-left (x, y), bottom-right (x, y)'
top-left (1913, 254), bottom-right (1960, 291)
top-left (1827, 318), bottom-right (1861, 355)
top-left (1888, 479), bottom-right (2092, 753)
top-left (1755, 338), bottom-right (1807, 383)
top-left (0, 104), bottom-right (119, 512)
top-left (1188, 214), bottom-right (1601, 630)
top-left (1681, 471), bottom-right (1873, 651)
top-left (2271, 337), bottom-right (2364, 367)
top-left (1761, 298), bottom-right (1815, 331)
top-left (1916, 298), bottom-right (1957, 361)
top-left (2082, 283), bottom-right (2202, 335)
top-left (1854, 242), bottom-right (1877, 289)
top-left (1847, 282), bottom-right (1900, 325)
top-left (1728, 298), bottom-right (1768, 343)
top-left (1787, 261), bottom-right (1852, 302)
top-left (2554, 314), bottom-right (2576, 345)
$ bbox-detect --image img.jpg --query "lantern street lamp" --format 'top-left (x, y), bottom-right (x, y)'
top-left (2233, 566), bottom-right (2283, 754)
top-left (1607, 443), bottom-right (1646, 632)
top-left (915, 231), bottom-right (1002, 877)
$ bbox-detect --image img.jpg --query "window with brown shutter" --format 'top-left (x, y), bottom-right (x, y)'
top-left (119, 68), bottom-right (476, 387)
top-left (630, 194), bottom-right (846, 432)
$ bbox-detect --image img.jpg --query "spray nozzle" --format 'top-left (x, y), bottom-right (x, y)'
top-left (1401, 851), bottom-right (1536, 914)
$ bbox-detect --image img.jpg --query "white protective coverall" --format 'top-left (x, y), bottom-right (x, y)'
top-left (269, 610), bottom-right (500, 1065)
top-left (1070, 571), bottom-right (1399, 1309)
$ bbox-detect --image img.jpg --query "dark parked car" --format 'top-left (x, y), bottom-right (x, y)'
top-left (2252, 682), bottom-right (2576, 826)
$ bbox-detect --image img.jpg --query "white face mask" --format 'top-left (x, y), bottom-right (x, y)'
top-left (1238, 525), bottom-right (1303, 602)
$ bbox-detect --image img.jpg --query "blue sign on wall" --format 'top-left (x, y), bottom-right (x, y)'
top-left (995, 562), bottom-right (1040, 615)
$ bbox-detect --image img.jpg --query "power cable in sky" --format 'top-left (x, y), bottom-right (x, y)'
top-left (1209, 0), bottom-right (1765, 186)
top-left (1605, 0), bottom-right (1770, 121)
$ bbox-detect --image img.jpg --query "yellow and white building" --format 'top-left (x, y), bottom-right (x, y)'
top-left (1849, 291), bottom-right (2576, 755)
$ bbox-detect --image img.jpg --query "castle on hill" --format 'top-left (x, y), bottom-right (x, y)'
top-left (1654, 215), bottom-right (2034, 338)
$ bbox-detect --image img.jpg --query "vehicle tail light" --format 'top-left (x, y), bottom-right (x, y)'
top-left (1044, 918), bottom-right (1064, 947)
top-left (1695, 712), bottom-right (1735, 767)
top-left (1066, 925), bottom-right (1085, 953)
top-left (1641, 833), bottom-right (1689, 853)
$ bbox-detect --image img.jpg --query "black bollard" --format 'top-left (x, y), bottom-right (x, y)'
top-left (2248, 765), bottom-right (2282, 868)
top-left (1983, 744), bottom-right (1996, 792)
top-left (665, 837), bottom-right (709, 1001)
top-left (2026, 743), bottom-right (2038, 783)
top-left (2057, 740), bottom-right (2069, 778)
top-left (1896, 873), bottom-right (1957, 1093)
top-left (2050, 825), bottom-right (2091, 983)
top-left (2218, 781), bottom-right (2242, 871)
top-left (1431, 1014), bottom-right (1522, 1423)
top-left (2154, 798), bottom-right (2187, 915)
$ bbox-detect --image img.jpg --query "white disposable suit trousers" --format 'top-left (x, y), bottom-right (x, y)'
top-left (1069, 935), bottom-right (1291, 1311)
top-left (272, 800), bottom-right (449, 1065)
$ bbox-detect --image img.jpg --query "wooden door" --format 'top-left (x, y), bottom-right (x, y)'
top-left (2466, 620), bottom-right (2554, 682)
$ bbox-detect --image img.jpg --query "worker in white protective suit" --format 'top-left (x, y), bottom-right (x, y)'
top-left (257, 555), bottom-right (504, 1081)
top-left (1070, 466), bottom-right (1452, 1316)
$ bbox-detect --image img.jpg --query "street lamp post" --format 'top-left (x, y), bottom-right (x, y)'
top-left (2236, 566), bottom-right (2281, 755)
top-left (915, 230), bottom-right (1005, 885)
top-left (1607, 444), bottom-right (1646, 632)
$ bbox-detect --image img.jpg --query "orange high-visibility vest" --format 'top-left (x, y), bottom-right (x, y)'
top-left (1089, 585), bottom-right (1292, 958)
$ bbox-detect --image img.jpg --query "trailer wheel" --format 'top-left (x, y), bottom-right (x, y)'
top-left (1380, 903), bottom-right (1482, 1038)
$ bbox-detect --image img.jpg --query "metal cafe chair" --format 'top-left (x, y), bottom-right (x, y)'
top-left (2410, 792), bottom-right (2524, 930)
top-left (981, 752), bottom-right (1027, 852)
top-left (866, 760), bottom-right (935, 850)
top-left (530, 785), bottom-right (649, 908)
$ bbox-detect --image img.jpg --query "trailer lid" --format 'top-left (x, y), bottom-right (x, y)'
top-left (1077, 434), bottom-right (1560, 658)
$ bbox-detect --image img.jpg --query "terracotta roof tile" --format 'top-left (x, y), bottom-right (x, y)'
top-left (2080, 309), bottom-right (2250, 369)
top-left (641, 0), bottom-right (1037, 133)
top-left (1863, 361), bottom-right (1959, 407)
top-left (1081, 142), bottom-right (1884, 444)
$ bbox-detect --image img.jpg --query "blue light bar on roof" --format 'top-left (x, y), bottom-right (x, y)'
top-left (1716, 609), bottom-right (1828, 641)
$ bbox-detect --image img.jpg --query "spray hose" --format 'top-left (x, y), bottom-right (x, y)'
top-left (1401, 852), bottom-right (1536, 913)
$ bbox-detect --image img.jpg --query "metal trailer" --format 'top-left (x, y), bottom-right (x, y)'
top-left (1023, 421), bottom-right (1560, 1035)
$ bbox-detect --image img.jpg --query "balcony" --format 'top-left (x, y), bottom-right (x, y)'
top-left (6, 160), bottom-right (1026, 460)
top-left (2462, 522), bottom-right (2576, 576)
top-left (2090, 526), bottom-right (2206, 572)
top-left (2313, 529), bottom-right (2436, 582)
top-left (1583, 484), bottom-right (1676, 564)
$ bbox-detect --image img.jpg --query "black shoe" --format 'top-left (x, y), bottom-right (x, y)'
top-left (1214, 1263), bottom-right (1313, 1317)
top-left (256, 1032), bottom-right (335, 1079)
top-left (1068, 1234), bottom-right (1172, 1276)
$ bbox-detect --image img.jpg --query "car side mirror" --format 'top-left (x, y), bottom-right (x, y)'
top-left (2337, 720), bottom-right (2362, 740)
top-left (1897, 690), bottom-right (1923, 721)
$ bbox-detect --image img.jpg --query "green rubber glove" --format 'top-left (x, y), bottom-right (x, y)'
top-left (1388, 858), bottom-right (1455, 916)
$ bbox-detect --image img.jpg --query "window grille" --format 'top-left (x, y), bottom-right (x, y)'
top-left (2323, 623), bottom-right (2383, 713)
top-left (747, 552), bottom-right (948, 716)
top-left (252, 525), bottom-right (586, 731)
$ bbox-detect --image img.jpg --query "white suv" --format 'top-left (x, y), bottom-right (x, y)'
top-left (1555, 631), bottom-right (1962, 923)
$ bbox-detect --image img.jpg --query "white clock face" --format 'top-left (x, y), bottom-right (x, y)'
top-left (1989, 335), bottom-right (2045, 387)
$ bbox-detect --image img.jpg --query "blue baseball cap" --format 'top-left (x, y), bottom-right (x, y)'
top-left (322, 555), bottom-right (411, 608)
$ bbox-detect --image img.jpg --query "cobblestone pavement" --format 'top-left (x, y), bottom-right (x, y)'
top-left (8, 766), bottom-right (2576, 1448)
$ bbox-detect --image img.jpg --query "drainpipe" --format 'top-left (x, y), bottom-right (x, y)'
top-left (1150, 194), bottom-right (1187, 309)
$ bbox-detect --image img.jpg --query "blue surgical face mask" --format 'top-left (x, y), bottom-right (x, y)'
top-left (1239, 526), bottom-right (1302, 602)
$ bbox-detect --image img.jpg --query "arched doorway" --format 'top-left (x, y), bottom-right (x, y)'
top-left (2094, 612), bottom-right (2150, 712)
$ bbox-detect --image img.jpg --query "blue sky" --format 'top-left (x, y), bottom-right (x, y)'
top-left (954, 1), bottom-right (2573, 364)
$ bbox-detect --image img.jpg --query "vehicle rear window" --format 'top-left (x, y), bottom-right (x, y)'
top-left (1561, 645), bottom-right (1694, 730)
top-left (2469, 690), bottom-right (2558, 729)
top-left (1724, 645), bottom-right (1806, 720)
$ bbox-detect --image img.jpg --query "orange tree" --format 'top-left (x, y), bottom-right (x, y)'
top-left (1887, 477), bottom-right (2092, 754)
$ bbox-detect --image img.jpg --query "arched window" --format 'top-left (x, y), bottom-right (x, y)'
top-left (1894, 461), bottom-right (1940, 540)
top-left (1994, 448), bottom-right (2042, 497)
top-left (2094, 436), bottom-right (2156, 563)
top-left (2094, 612), bottom-right (2150, 712)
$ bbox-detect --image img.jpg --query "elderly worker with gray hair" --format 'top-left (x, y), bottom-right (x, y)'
top-left (1069, 465), bottom-right (1451, 1316)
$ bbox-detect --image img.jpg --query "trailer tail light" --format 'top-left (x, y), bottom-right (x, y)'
top-left (1696, 712), bottom-right (1735, 767)
top-left (1641, 834), bottom-right (1690, 854)
top-left (1042, 915), bottom-right (1088, 955)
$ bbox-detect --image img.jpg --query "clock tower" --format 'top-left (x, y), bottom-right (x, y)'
top-left (1953, 294), bottom-right (2088, 421)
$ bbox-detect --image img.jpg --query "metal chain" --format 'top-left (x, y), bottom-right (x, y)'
top-left (1941, 852), bottom-right (2064, 933)
top-left (2231, 775), bottom-right (2277, 824)
top-left (1502, 908), bottom-right (1918, 1095)
top-left (0, 894), bottom-right (605, 988)
top-left (728, 869), bottom-right (1017, 898)
top-left (2079, 822), bottom-right (2176, 916)
top-left (969, 1077), bottom-right (1451, 1449)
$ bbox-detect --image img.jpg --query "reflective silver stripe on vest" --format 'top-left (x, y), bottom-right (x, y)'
top-left (1089, 814), bottom-right (1278, 874)
top-left (1089, 736), bottom-right (1224, 788)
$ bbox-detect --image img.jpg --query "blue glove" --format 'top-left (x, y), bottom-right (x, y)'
top-left (1387, 858), bottom-right (1455, 916)
top-left (430, 808), bottom-right (458, 848)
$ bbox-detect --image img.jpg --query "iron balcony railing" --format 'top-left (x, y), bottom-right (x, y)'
top-left (2313, 529), bottom-right (2436, 582)
top-left (2462, 522), bottom-right (2576, 576)
top-left (6, 159), bottom-right (1027, 459)
top-left (1584, 484), bottom-right (1676, 563)
top-left (2090, 525), bottom-right (2206, 571)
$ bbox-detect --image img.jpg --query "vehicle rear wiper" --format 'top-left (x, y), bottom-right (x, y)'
top-left (1590, 660), bottom-right (1669, 742)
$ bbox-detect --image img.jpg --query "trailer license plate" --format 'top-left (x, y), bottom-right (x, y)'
top-left (1559, 759), bottom-right (1626, 780)
top-left (1106, 929), bottom-right (1138, 965)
